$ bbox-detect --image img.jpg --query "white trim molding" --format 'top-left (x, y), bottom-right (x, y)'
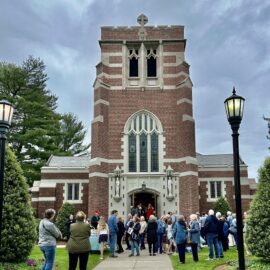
top-left (177, 98), bottom-right (192, 105)
top-left (179, 171), bottom-right (198, 177)
top-left (94, 99), bottom-right (110, 106)
top-left (89, 172), bottom-right (108, 178)
top-left (233, 195), bottom-right (255, 199)
top-left (164, 156), bottom-right (198, 165)
top-left (92, 115), bottom-right (104, 124)
top-left (31, 197), bottom-right (56, 202)
top-left (89, 157), bottom-right (124, 166)
top-left (182, 114), bottom-right (195, 122)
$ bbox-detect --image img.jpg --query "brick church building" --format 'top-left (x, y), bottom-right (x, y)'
top-left (31, 15), bottom-right (256, 218)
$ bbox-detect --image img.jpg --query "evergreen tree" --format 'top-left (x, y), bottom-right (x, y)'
top-left (57, 113), bottom-right (89, 155)
top-left (0, 57), bottom-right (61, 185)
top-left (55, 202), bottom-right (75, 239)
top-left (213, 197), bottom-right (232, 216)
top-left (0, 146), bottom-right (36, 262)
top-left (246, 157), bottom-right (270, 260)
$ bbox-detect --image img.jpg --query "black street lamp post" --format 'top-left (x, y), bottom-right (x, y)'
top-left (224, 87), bottom-right (245, 270)
top-left (0, 99), bottom-right (14, 250)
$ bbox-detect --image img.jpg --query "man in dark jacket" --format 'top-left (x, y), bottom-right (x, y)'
top-left (204, 209), bottom-right (220, 260)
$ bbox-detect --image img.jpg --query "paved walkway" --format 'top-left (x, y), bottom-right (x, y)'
top-left (93, 248), bottom-right (173, 270)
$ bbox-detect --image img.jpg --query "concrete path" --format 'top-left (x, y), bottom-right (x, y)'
top-left (93, 248), bottom-right (173, 270)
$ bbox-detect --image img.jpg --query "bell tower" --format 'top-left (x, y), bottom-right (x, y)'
top-left (89, 15), bottom-right (199, 218)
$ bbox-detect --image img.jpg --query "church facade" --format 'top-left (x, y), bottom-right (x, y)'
top-left (31, 16), bottom-right (256, 218)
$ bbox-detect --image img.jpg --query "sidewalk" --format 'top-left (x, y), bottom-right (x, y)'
top-left (93, 248), bottom-right (173, 270)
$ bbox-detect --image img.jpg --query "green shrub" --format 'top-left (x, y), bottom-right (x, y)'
top-left (55, 202), bottom-right (75, 238)
top-left (0, 146), bottom-right (36, 262)
top-left (246, 157), bottom-right (270, 260)
top-left (213, 196), bottom-right (231, 216)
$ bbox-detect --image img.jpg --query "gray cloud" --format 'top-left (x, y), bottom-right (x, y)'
top-left (1, 0), bottom-right (269, 179)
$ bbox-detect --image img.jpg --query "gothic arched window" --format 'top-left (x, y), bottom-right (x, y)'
top-left (125, 111), bottom-right (162, 172)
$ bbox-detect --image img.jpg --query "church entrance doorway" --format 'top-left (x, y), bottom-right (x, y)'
top-left (130, 191), bottom-right (158, 217)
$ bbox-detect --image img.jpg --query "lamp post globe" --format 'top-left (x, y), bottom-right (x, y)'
top-left (224, 88), bottom-right (245, 270)
top-left (0, 99), bottom-right (14, 249)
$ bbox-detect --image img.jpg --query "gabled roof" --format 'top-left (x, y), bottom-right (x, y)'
top-left (196, 153), bottom-right (246, 167)
top-left (46, 156), bottom-right (90, 167)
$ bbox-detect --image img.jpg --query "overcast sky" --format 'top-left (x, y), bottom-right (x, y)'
top-left (1, 0), bottom-right (269, 180)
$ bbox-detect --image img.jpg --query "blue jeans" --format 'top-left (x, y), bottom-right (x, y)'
top-left (109, 232), bottom-right (117, 256)
top-left (40, 245), bottom-right (56, 270)
top-left (218, 240), bottom-right (224, 257)
top-left (131, 240), bottom-right (139, 255)
top-left (206, 233), bottom-right (219, 259)
top-left (156, 233), bottom-right (164, 254)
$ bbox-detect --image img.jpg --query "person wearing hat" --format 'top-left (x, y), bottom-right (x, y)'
top-left (91, 210), bottom-right (100, 229)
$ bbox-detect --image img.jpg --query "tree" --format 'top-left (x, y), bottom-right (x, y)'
top-left (263, 115), bottom-right (270, 149)
top-left (246, 157), bottom-right (270, 260)
top-left (0, 146), bottom-right (36, 262)
top-left (55, 202), bottom-right (75, 239)
top-left (213, 197), bottom-right (231, 216)
top-left (57, 113), bottom-right (89, 155)
top-left (0, 57), bottom-right (62, 185)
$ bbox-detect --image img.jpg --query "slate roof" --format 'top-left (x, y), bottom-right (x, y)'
top-left (196, 153), bottom-right (246, 167)
top-left (46, 155), bottom-right (90, 167)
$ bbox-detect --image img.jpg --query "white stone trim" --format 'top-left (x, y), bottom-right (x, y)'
top-left (163, 85), bottom-right (192, 90)
top-left (31, 197), bottom-right (56, 202)
top-left (41, 168), bottom-right (89, 173)
top-left (163, 71), bottom-right (188, 78)
top-left (233, 195), bottom-right (255, 199)
top-left (94, 99), bottom-right (110, 106)
top-left (179, 171), bottom-right (198, 177)
top-left (164, 156), bottom-right (198, 165)
top-left (177, 98), bottom-right (192, 105)
top-left (89, 172), bottom-right (108, 178)
top-left (109, 64), bottom-right (123, 68)
top-left (198, 166), bottom-right (247, 171)
top-left (40, 182), bottom-right (57, 188)
top-left (90, 157), bottom-right (124, 166)
top-left (199, 177), bottom-right (232, 181)
top-left (63, 182), bottom-right (83, 204)
top-left (92, 115), bottom-right (104, 124)
top-left (182, 114), bottom-right (195, 122)
top-left (97, 73), bottom-right (122, 79)
top-left (40, 179), bottom-right (89, 184)
top-left (206, 180), bottom-right (225, 202)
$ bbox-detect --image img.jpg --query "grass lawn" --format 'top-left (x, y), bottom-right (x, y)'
top-left (0, 245), bottom-right (108, 270)
top-left (170, 247), bottom-right (270, 270)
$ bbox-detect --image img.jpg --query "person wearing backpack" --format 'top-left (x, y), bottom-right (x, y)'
top-left (156, 216), bottom-right (166, 254)
top-left (173, 215), bottom-right (187, 264)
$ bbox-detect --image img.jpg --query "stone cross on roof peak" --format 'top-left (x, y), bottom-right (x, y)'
top-left (137, 14), bottom-right (148, 27)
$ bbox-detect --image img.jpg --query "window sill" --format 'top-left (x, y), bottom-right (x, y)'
top-left (146, 77), bottom-right (158, 80)
top-left (128, 77), bottom-right (140, 80)
top-left (64, 200), bottom-right (83, 204)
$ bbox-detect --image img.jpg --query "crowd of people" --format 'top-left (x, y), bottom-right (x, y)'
top-left (38, 203), bottom-right (248, 270)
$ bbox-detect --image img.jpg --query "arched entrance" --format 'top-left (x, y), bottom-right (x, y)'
top-left (128, 188), bottom-right (160, 217)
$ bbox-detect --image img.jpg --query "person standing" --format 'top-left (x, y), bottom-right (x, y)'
top-left (204, 209), bottom-right (219, 260)
top-left (156, 216), bottom-right (166, 254)
top-left (66, 211), bottom-right (91, 270)
top-left (139, 216), bottom-right (147, 250)
top-left (146, 203), bottom-right (154, 221)
top-left (173, 215), bottom-right (187, 264)
top-left (97, 216), bottom-right (109, 260)
top-left (124, 213), bottom-right (133, 250)
top-left (216, 212), bottom-right (225, 258)
top-left (116, 216), bottom-right (125, 253)
top-left (39, 209), bottom-right (62, 270)
top-left (108, 210), bottom-right (119, 258)
top-left (65, 214), bottom-right (75, 241)
top-left (221, 215), bottom-right (229, 251)
top-left (189, 214), bottom-right (200, 262)
top-left (166, 218), bottom-right (174, 254)
top-left (129, 216), bottom-right (141, 257)
top-left (147, 215), bottom-right (158, 256)
top-left (91, 210), bottom-right (100, 229)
